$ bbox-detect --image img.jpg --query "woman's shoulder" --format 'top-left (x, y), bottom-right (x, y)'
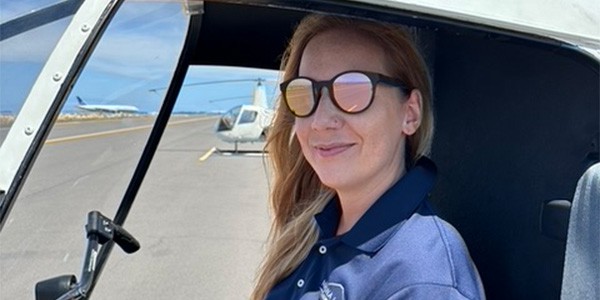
top-left (371, 205), bottom-right (485, 299)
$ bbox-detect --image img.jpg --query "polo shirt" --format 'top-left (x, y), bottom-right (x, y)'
top-left (266, 157), bottom-right (485, 300)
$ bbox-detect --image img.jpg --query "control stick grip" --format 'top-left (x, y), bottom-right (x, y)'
top-left (113, 223), bottom-right (140, 254)
top-left (87, 211), bottom-right (140, 254)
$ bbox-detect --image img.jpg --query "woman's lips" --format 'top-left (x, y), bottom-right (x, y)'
top-left (313, 143), bottom-right (354, 157)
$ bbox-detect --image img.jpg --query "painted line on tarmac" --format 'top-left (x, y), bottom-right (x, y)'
top-left (45, 124), bottom-right (152, 145)
top-left (198, 147), bottom-right (217, 162)
top-left (45, 117), bottom-right (211, 145)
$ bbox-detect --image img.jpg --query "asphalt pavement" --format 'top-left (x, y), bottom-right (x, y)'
top-left (0, 116), bottom-right (271, 299)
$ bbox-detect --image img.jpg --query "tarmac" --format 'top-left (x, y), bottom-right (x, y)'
top-left (0, 116), bottom-right (271, 299)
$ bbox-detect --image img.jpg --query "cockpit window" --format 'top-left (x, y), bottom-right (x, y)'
top-left (218, 105), bottom-right (242, 131)
top-left (239, 110), bottom-right (258, 124)
top-left (0, 1), bottom-right (189, 298)
top-left (0, 1), bottom-right (73, 144)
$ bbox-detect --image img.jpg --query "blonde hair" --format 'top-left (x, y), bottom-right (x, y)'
top-left (252, 14), bottom-right (434, 299)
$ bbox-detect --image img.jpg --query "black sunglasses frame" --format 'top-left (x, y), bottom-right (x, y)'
top-left (280, 70), bottom-right (410, 118)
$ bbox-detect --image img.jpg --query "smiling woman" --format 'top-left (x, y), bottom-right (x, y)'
top-left (254, 14), bottom-right (484, 300)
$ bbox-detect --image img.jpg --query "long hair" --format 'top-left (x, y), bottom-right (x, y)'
top-left (252, 14), bottom-right (434, 299)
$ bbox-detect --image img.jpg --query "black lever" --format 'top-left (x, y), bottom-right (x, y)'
top-left (35, 211), bottom-right (140, 300)
top-left (86, 211), bottom-right (140, 254)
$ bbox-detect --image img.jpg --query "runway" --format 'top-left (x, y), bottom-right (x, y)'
top-left (0, 116), bottom-right (271, 299)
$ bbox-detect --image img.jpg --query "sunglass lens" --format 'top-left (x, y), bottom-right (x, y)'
top-left (333, 72), bottom-right (373, 113)
top-left (285, 78), bottom-right (314, 117)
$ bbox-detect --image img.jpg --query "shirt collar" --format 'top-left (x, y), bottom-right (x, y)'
top-left (314, 157), bottom-right (437, 251)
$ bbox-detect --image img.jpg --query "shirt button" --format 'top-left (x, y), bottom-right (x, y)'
top-left (319, 245), bottom-right (327, 254)
top-left (297, 279), bottom-right (305, 288)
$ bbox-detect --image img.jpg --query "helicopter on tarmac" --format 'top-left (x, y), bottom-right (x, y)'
top-left (153, 75), bottom-right (277, 152)
top-left (213, 78), bottom-right (274, 152)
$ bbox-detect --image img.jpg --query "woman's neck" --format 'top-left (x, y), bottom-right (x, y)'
top-left (335, 166), bottom-right (406, 236)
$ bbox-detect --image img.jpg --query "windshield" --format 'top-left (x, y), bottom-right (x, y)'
top-left (0, 1), bottom-right (284, 297)
top-left (0, 1), bottom-right (189, 298)
top-left (0, 1), bottom-right (75, 144)
top-left (219, 105), bottom-right (242, 131)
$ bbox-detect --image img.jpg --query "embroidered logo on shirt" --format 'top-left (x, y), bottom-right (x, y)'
top-left (319, 281), bottom-right (345, 300)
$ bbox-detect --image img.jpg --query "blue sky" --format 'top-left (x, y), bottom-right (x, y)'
top-left (0, 1), bottom-right (281, 114)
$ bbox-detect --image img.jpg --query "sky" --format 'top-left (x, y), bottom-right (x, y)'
top-left (0, 0), bottom-right (282, 115)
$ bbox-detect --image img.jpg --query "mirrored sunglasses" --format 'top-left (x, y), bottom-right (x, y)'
top-left (280, 70), bottom-right (409, 118)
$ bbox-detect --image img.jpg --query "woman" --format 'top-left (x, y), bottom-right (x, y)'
top-left (253, 14), bottom-right (484, 299)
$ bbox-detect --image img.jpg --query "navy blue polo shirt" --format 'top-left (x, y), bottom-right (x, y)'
top-left (266, 158), bottom-right (485, 300)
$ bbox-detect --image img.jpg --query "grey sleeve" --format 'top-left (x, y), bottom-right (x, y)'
top-left (387, 283), bottom-right (484, 300)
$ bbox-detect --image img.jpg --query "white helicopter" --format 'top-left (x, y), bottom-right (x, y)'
top-left (213, 79), bottom-right (274, 152)
top-left (154, 76), bottom-right (277, 152)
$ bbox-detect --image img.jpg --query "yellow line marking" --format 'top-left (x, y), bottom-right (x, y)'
top-left (53, 116), bottom-right (155, 126)
top-left (45, 117), bottom-right (213, 145)
top-left (198, 147), bottom-right (217, 162)
top-left (45, 124), bottom-right (151, 145)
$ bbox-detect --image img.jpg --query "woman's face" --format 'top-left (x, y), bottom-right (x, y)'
top-left (294, 28), bottom-right (421, 196)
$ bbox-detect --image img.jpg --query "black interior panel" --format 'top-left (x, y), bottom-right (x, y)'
top-left (192, 3), bottom-right (305, 69)
top-left (430, 29), bottom-right (599, 299)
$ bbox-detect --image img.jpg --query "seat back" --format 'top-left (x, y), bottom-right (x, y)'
top-left (561, 163), bottom-right (600, 299)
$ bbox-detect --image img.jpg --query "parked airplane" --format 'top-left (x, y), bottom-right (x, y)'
top-left (76, 96), bottom-right (140, 114)
top-left (214, 79), bottom-right (274, 152)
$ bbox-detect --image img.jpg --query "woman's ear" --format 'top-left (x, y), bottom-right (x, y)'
top-left (402, 89), bottom-right (422, 136)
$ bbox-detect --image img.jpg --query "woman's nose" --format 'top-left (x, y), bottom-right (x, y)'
top-left (311, 87), bottom-right (342, 130)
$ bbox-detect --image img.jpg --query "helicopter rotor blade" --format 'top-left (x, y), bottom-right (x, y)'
top-left (148, 78), bottom-right (278, 93)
